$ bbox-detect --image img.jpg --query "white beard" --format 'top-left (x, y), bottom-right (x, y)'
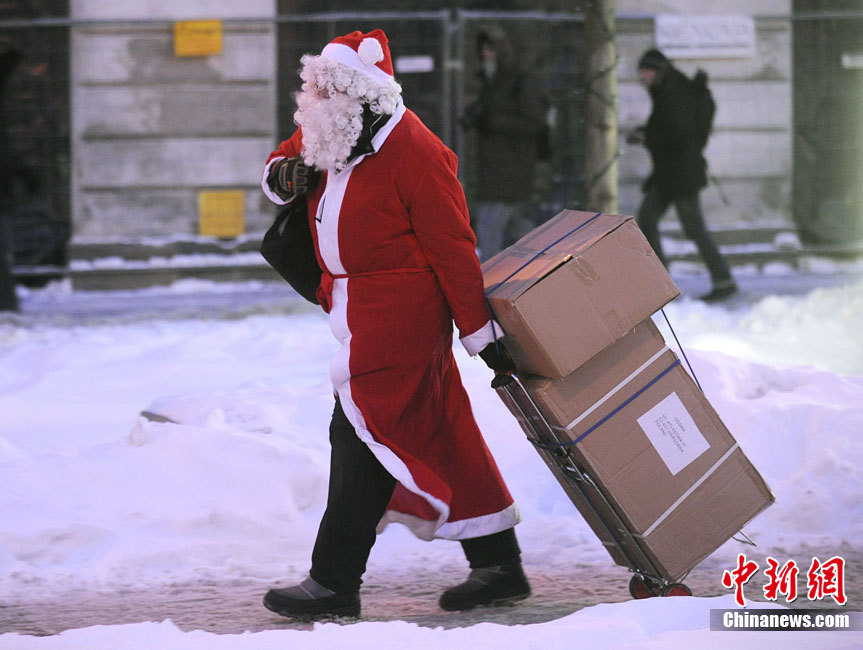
top-left (294, 88), bottom-right (364, 173)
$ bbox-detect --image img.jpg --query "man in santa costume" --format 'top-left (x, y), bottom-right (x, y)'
top-left (260, 29), bottom-right (530, 619)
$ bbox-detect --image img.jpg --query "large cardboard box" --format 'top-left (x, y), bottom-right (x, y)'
top-left (482, 210), bottom-right (679, 378)
top-left (515, 319), bottom-right (775, 581)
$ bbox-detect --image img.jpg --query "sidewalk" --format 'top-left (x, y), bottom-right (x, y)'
top-left (11, 225), bottom-right (863, 293)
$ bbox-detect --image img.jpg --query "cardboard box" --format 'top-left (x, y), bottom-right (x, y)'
top-left (514, 320), bottom-right (775, 581)
top-left (482, 210), bottom-right (680, 378)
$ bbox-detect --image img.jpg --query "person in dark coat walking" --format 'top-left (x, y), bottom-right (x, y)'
top-left (462, 26), bottom-right (544, 260)
top-left (630, 49), bottom-right (737, 302)
top-left (0, 48), bottom-right (24, 312)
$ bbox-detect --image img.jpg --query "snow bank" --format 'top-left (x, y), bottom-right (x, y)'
top-left (1, 277), bottom-right (862, 648)
top-left (2, 596), bottom-right (857, 650)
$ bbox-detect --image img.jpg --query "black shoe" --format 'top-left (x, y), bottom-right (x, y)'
top-left (263, 578), bottom-right (360, 620)
top-left (699, 282), bottom-right (738, 303)
top-left (439, 564), bottom-right (531, 611)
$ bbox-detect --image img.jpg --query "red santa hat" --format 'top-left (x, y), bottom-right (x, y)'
top-left (320, 29), bottom-right (395, 86)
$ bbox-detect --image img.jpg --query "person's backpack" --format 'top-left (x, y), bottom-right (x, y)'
top-left (691, 69), bottom-right (716, 150)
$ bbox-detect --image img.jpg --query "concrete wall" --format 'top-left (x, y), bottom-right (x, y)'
top-left (68, 0), bottom-right (793, 239)
top-left (70, 0), bottom-right (277, 239)
top-left (615, 1), bottom-right (793, 227)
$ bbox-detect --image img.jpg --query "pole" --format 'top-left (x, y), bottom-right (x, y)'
top-left (0, 211), bottom-right (18, 312)
top-left (583, 0), bottom-right (619, 214)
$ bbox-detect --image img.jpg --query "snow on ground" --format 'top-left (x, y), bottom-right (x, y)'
top-left (0, 596), bottom-right (820, 650)
top-left (0, 273), bottom-right (862, 648)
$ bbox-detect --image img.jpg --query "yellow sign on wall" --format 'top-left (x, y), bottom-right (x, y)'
top-left (174, 20), bottom-right (223, 57)
top-left (198, 190), bottom-right (245, 238)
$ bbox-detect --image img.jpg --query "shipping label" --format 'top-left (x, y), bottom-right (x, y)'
top-left (637, 392), bottom-right (709, 475)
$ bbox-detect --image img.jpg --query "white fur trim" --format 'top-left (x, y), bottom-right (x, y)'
top-left (261, 157), bottom-right (288, 205)
top-left (321, 42), bottom-right (394, 86)
top-left (318, 167), bottom-right (451, 537)
top-left (378, 502), bottom-right (521, 541)
top-left (318, 136), bottom-right (473, 542)
top-left (326, 278), bottom-right (451, 536)
top-left (375, 510), bottom-right (442, 542)
top-left (338, 383), bottom-right (451, 536)
top-left (331, 342), bottom-right (450, 539)
top-left (460, 319), bottom-right (504, 356)
top-left (435, 502), bottom-right (522, 540)
top-left (370, 98), bottom-right (405, 152)
top-left (358, 37), bottom-right (384, 66)
top-left (316, 168), bottom-right (349, 275)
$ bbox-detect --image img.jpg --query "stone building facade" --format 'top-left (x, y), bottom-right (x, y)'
top-left (41, 1), bottom-right (824, 240)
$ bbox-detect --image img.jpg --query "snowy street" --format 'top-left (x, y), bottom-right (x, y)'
top-left (3, 0), bottom-right (862, 645)
top-left (7, 263), bottom-right (861, 326)
top-left (1, 265), bottom-right (862, 648)
top-left (1, 543), bottom-right (859, 637)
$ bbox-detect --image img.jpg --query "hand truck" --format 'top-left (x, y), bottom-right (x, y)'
top-left (492, 372), bottom-right (693, 598)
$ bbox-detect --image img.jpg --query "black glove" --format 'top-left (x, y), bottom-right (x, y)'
top-left (267, 156), bottom-right (319, 202)
top-left (479, 341), bottom-right (517, 374)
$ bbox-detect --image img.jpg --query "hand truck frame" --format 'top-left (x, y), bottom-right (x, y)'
top-left (493, 372), bottom-right (693, 598)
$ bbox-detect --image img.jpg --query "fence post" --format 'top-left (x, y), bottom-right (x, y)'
top-left (583, 0), bottom-right (619, 214)
top-left (452, 10), bottom-right (467, 179)
top-left (0, 212), bottom-right (18, 312)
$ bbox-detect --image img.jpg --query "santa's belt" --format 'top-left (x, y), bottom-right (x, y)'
top-left (317, 267), bottom-right (432, 312)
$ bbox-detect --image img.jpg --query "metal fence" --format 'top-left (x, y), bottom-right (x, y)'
top-left (1, 9), bottom-right (589, 269)
top-left (275, 10), bottom-right (587, 225)
top-left (791, 1), bottom-right (863, 244)
top-left (1, 7), bottom-right (70, 268)
top-left (1, 7), bottom-right (863, 276)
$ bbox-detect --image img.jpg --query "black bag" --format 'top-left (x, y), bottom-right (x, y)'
top-left (260, 199), bottom-right (321, 305)
top-left (691, 69), bottom-right (716, 150)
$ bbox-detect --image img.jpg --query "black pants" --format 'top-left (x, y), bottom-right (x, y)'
top-left (0, 213), bottom-right (18, 312)
top-left (310, 398), bottom-right (521, 594)
top-left (637, 187), bottom-right (733, 287)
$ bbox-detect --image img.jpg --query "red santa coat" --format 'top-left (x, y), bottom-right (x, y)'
top-left (263, 101), bottom-right (520, 540)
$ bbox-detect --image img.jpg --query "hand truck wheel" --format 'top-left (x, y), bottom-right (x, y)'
top-left (660, 582), bottom-right (692, 597)
top-left (628, 574), bottom-right (660, 599)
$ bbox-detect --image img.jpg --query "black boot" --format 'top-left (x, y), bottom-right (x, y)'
top-left (699, 280), bottom-right (738, 302)
top-left (439, 563), bottom-right (531, 611)
top-left (263, 576), bottom-right (360, 620)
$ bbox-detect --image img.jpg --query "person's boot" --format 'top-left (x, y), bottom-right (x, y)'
top-left (439, 563), bottom-right (531, 611)
top-left (263, 576), bottom-right (360, 620)
top-left (699, 280), bottom-right (738, 303)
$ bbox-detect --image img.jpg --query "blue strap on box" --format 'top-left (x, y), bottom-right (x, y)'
top-left (484, 212), bottom-right (604, 349)
top-left (482, 210), bottom-right (704, 450)
top-left (530, 358), bottom-right (681, 451)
